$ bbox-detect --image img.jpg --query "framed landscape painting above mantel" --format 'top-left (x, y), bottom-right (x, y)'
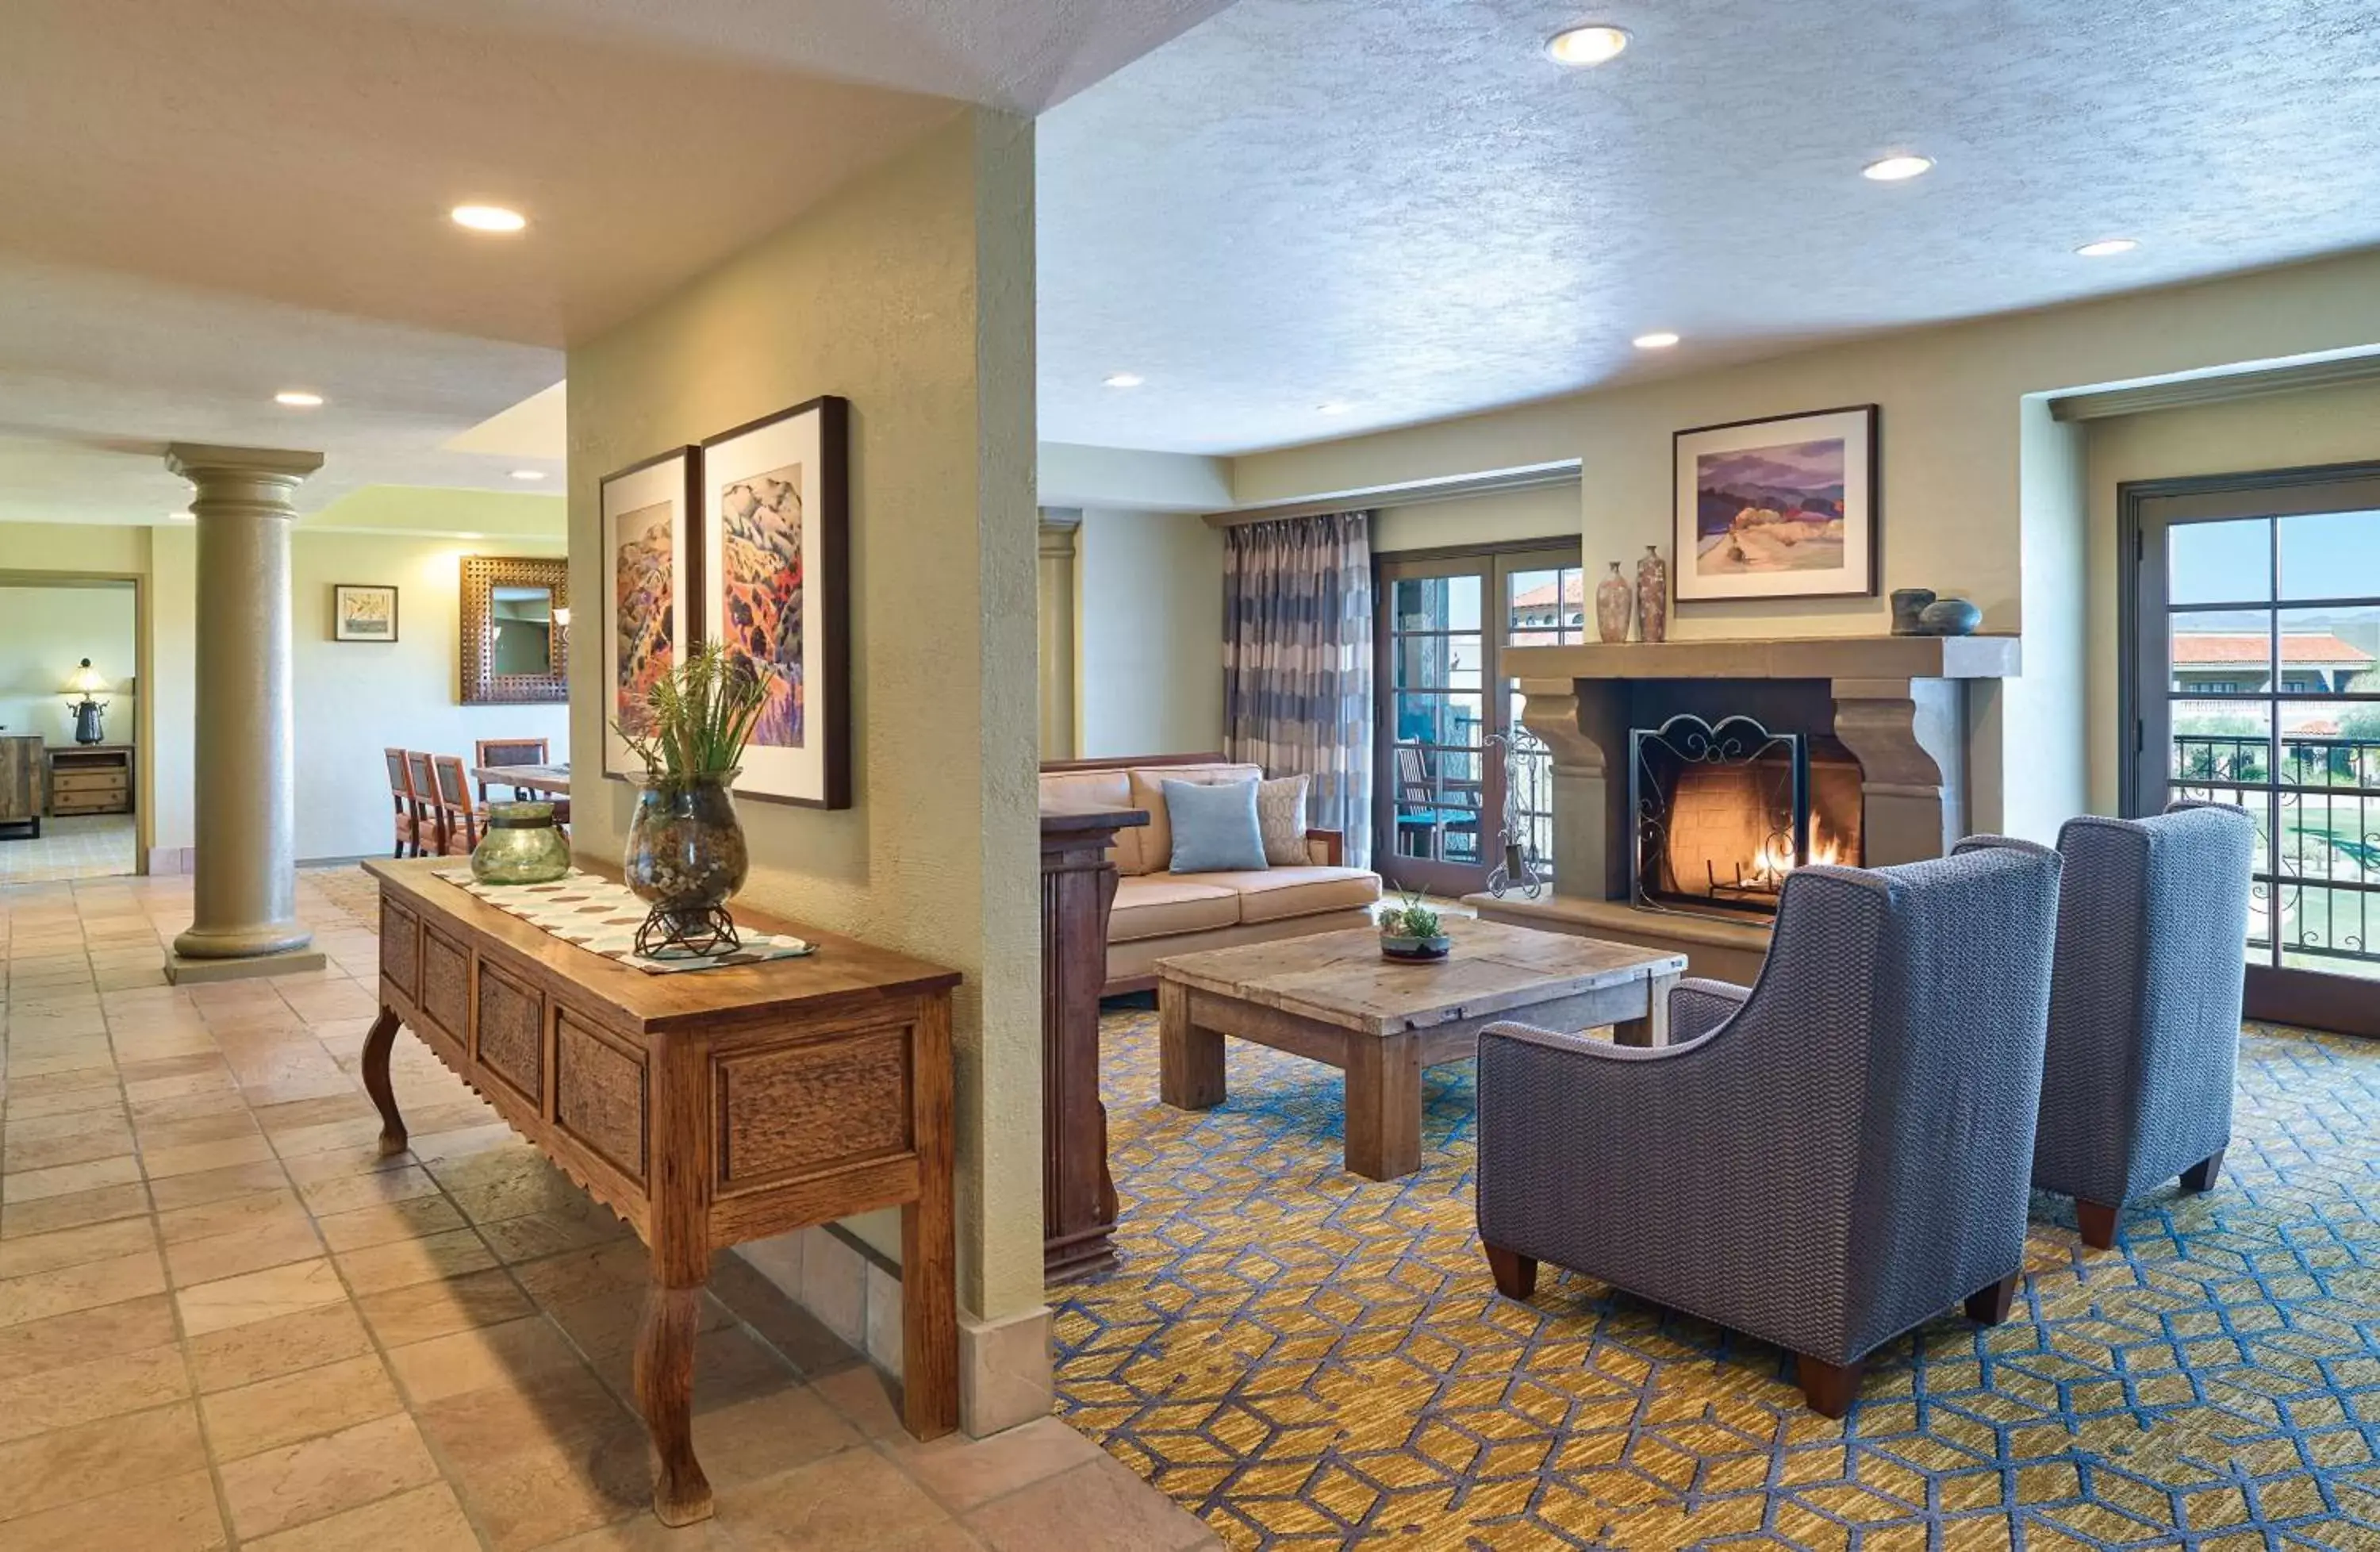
top-left (699, 396), bottom-right (851, 809)
top-left (1673, 404), bottom-right (1879, 603)
top-left (599, 446), bottom-right (701, 781)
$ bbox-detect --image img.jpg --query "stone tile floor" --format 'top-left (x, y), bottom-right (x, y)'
top-left (0, 868), bottom-right (1219, 1551)
top-left (0, 813), bottom-right (137, 885)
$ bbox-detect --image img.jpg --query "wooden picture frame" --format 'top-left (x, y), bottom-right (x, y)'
top-left (699, 396), bottom-right (851, 809)
top-left (332, 583), bottom-right (399, 642)
top-left (460, 555), bottom-right (570, 705)
top-left (599, 447), bottom-right (702, 781)
top-left (1673, 404), bottom-right (1879, 603)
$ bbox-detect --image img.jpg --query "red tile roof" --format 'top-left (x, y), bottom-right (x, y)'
top-left (2171, 632), bottom-right (2374, 666)
top-left (1511, 575), bottom-right (1586, 611)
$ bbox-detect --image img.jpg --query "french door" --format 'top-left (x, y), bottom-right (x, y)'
top-left (1375, 543), bottom-right (1582, 897)
top-left (2125, 463), bottom-right (2380, 1036)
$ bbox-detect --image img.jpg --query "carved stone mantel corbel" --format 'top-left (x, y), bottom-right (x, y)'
top-left (1829, 676), bottom-right (1970, 865)
top-left (1518, 678), bottom-right (1629, 903)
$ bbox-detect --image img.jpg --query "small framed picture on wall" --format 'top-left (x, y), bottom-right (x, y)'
top-left (699, 396), bottom-right (851, 808)
top-left (1672, 404), bottom-right (1879, 603)
top-left (599, 446), bottom-right (702, 781)
top-left (332, 583), bottom-right (399, 642)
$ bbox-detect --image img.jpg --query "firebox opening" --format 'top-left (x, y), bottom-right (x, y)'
top-left (1630, 714), bottom-right (1864, 920)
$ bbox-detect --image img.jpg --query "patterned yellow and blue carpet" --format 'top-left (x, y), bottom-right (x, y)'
top-left (1053, 1012), bottom-right (2380, 1549)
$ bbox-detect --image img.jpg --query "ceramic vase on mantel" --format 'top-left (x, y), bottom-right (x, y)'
top-left (1594, 562), bottom-right (1633, 643)
top-left (1634, 544), bottom-right (1669, 643)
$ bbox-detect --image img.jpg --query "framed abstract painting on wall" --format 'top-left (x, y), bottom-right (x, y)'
top-left (332, 583), bottom-right (398, 642)
top-left (1672, 404), bottom-right (1879, 603)
top-left (600, 447), bottom-right (701, 780)
top-left (698, 396), bottom-right (851, 808)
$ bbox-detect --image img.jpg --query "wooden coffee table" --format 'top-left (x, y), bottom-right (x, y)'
top-left (1156, 917), bottom-right (1687, 1181)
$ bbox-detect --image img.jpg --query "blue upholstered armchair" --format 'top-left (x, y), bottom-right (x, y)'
top-left (2032, 802), bottom-right (2255, 1250)
top-left (1474, 840), bottom-right (2063, 1417)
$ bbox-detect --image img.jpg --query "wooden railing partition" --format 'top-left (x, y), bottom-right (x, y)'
top-left (1039, 805), bottom-right (1147, 1282)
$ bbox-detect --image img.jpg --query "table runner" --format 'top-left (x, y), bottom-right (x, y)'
top-left (436, 869), bottom-right (816, 974)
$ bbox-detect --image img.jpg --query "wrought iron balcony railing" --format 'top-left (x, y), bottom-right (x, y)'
top-left (2171, 732), bottom-right (2378, 974)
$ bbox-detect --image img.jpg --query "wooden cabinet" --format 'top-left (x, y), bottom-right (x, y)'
top-left (0, 736), bottom-right (42, 837)
top-left (1039, 805), bottom-right (1147, 1284)
top-left (47, 744), bottom-right (133, 816)
top-left (363, 857), bottom-right (961, 1527)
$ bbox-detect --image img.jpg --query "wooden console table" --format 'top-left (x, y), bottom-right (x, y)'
top-left (1038, 805), bottom-right (1146, 1283)
top-left (361, 858), bottom-right (962, 1525)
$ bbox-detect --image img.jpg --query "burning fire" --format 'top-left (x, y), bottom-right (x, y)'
top-left (1751, 820), bottom-right (1846, 885)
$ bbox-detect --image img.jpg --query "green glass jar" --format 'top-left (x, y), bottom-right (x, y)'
top-left (471, 801), bottom-right (572, 885)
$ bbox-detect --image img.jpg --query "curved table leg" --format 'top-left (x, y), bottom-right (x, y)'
top-left (361, 1008), bottom-right (409, 1157)
top-left (635, 1281), bottom-right (712, 1526)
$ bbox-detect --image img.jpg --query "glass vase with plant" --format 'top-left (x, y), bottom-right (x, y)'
top-left (615, 642), bottom-right (774, 957)
top-left (1379, 889), bottom-right (1452, 962)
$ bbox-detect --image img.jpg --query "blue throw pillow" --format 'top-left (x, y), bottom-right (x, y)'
top-left (1164, 779), bottom-right (1269, 874)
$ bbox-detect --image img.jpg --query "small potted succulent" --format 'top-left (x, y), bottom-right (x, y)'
top-left (1379, 890), bottom-right (1453, 962)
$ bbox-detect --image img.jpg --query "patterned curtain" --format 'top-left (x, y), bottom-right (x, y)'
top-left (1223, 511), bottom-right (1376, 869)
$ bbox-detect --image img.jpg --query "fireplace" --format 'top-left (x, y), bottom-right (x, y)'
top-left (1629, 713), bottom-right (1863, 920)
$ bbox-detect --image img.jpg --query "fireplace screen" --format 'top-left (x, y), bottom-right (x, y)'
top-left (1631, 713), bottom-right (1856, 919)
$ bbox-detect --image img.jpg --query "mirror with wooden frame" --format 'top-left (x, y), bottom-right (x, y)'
top-left (461, 555), bottom-right (570, 705)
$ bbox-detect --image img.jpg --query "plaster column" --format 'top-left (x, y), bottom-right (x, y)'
top-left (163, 443), bottom-right (327, 982)
top-left (1036, 514), bottom-right (1080, 759)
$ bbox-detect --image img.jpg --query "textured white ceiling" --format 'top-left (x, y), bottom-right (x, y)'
top-left (1037, 0), bottom-right (2380, 455)
top-left (0, 0), bottom-right (1230, 524)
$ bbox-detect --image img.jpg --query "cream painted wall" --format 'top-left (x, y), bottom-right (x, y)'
top-left (566, 111), bottom-right (1044, 1323)
top-left (2083, 378), bottom-right (2380, 814)
top-left (1076, 507), bottom-right (1223, 756)
top-left (148, 526), bottom-right (196, 860)
top-left (0, 582), bottom-right (136, 748)
top-left (288, 532), bottom-right (570, 862)
top-left (0, 520), bottom-right (574, 868)
top-left (1230, 249), bottom-right (2380, 840)
top-left (1371, 482), bottom-right (1581, 555)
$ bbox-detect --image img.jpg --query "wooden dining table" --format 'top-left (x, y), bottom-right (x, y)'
top-left (472, 762), bottom-right (572, 798)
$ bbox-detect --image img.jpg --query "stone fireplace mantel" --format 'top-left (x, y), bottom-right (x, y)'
top-left (1473, 634), bottom-right (2021, 980)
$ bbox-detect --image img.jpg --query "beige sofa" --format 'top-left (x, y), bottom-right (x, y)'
top-left (1039, 755), bottom-right (1382, 995)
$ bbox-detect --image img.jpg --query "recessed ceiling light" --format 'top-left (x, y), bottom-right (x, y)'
top-left (2075, 237), bottom-right (2140, 258)
top-left (509, 469), bottom-right (547, 481)
top-left (274, 390), bottom-right (324, 407)
top-left (1104, 372), bottom-right (1145, 389)
top-left (1317, 401), bottom-right (1353, 415)
top-left (1546, 25), bottom-right (1630, 67)
top-left (1632, 331), bottom-right (1681, 350)
top-left (451, 204), bottom-right (528, 233)
top-left (167, 510), bottom-right (193, 521)
top-left (1861, 154), bottom-right (1935, 182)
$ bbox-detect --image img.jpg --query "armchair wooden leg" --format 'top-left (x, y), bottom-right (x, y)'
top-left (1484, 1243), bottom-right (1537, 1300)
top-left (1795, 1354), bottom-right (1864, 1419)
top-left (1963, 1271), bottom-right (2018, 1326)
top-left (2180, 1148), bottom-right (2225, 1193)
top-left (2075, 1199), bottom-right (2120, 1250)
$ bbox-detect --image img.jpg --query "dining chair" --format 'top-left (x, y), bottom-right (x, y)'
top-left (474, 737), bottom-right (551, 804)
top-left (404, 751), bottom-right (443, 856)
top-left (431, 755), bottom-right (488, 856)
top-left (383, 747), bottom-right (419, 858)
